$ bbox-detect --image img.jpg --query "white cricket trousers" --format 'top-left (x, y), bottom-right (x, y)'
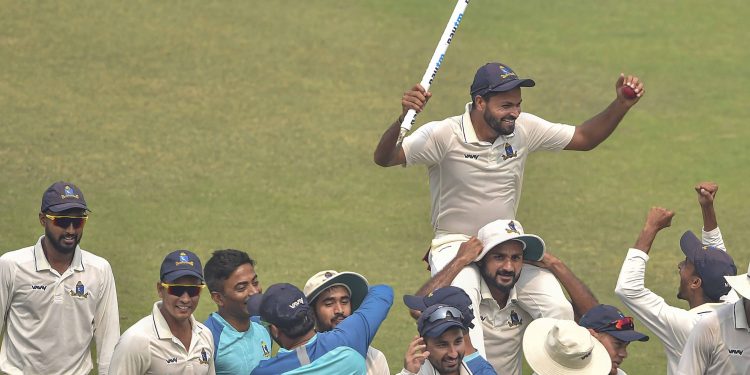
top-left (428, 234), bottom-right (573, 357)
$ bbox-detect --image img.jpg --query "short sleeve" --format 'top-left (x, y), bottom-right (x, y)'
top-left (402, 121), bottom-right (451, 166)
top-left (519, 113), bottom-right (575, 152)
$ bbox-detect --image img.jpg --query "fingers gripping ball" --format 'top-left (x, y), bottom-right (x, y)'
top-left (622, 85), bottom-right (637, 99)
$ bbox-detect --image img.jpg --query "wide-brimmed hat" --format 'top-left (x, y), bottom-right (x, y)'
top-left (725, 261), bottom-right (750, 300)
top-left (303, 270), bottom-right (369, 310)
top-left (477, 219), bottom-right (545, 261)
top-left (523, 318), bottom-right (611, 375)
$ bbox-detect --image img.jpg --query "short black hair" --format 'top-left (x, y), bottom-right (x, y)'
top-left (204, 249), bottom-right (256, 293)
top-left (277, 309), bottom-right (316, 339)
top-left (471, 91), bottom-right (503, 107)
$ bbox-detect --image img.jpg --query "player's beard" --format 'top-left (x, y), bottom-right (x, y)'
top-left (484, 108), bottom-right (516, 136)
top-left (45, 227), bottom-right (80, 254)
top-left (480, 265), bottom-right (520, 293)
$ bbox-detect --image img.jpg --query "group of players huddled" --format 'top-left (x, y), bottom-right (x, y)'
top-left (2, 63), bottom-right (748, 375)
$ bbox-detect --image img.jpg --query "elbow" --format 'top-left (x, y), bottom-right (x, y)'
top-left (373, 152), bottom-right (391, 167)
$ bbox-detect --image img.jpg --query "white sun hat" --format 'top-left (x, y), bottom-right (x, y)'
top-left (523, 318), bottom-right (611, 375)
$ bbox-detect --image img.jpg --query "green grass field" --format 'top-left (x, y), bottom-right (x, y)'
top-left (2, 1), bottom-right (750, 373)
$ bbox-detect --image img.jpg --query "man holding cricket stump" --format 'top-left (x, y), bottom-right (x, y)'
top-left (374, 62), bottom-right (644, 356)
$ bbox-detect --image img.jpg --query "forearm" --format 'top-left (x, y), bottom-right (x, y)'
top-left (415, 256), bottom-right (470, 296)
top-left (373, 117), bottom-right (404, 166)
top-left (633, 226), bottom-right (659, 254)
top-left (700, 202), bottom-right (717, 231)
top-left (573, 99), bottom-right (630, 150)
top-left (548, 261), bottom-right (598, 321)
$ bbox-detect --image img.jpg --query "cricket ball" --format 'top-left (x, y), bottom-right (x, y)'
top-left (622, 86), bottom-right (637, 99)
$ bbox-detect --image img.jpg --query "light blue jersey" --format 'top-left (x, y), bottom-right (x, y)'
top-left (204, 313), bottom-right (273, 375)
top-left (277, 336), bottom-right (366, 375)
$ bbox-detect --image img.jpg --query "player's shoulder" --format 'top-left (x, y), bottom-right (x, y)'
top-left (367, 345), bottom-right (386, 359)
top-left (79, 248), bottom-right (114, 271)
top-left (0, 245), bottom-right (34, 264)
top-left (119, 315), bottom-right (157, 346)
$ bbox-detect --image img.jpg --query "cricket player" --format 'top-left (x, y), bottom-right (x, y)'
top-left (398, 304), bottom-right (496, 375)
top-left (374, 62), bottom-right (645, 352)
top-left (0, 181), bottom-right (120, 375)
top-left (614, 182), bottom-right (738, 374)
top-left (250, 282), bottom-right (393, 375)
top-left (203, 249), bottom-right (272, 374)
top-left (677, 261), bottom-right (750, 374)
top-left (303, 270), bottom-right (389, 375)
top-left (109, 250), bottom-right (216, 375)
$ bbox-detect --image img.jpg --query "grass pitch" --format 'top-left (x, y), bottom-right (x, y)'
top-left (2, 1), bottom-right (750, 373)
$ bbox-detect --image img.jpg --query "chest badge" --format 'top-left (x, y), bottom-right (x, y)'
top-left (507, 309), bottom-right (523, 327)
top-left (261, 340), bottom-right (271, 358)
top-left (501, 142), bottom-right (518, 160)
top-left (199, 348), bottom-right (210, 364)
top-left (69, 281), bottom-right (90, 298)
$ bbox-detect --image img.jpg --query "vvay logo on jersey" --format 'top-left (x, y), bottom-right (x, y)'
top-left (69, 281), bottom-right (90, 298)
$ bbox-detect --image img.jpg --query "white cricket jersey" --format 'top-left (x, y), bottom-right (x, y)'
top-left (366, 346), bottom-right (389, 375)
top-left (677, 300), bottom-right (750, 375)
top-left (0, 236), bottom-right (120, 375)
top-left (108, 301), bottom-right (216, 375)
top-left (397, 359), bottom-right (474, 375)
top-left (615, 227), bottom-right (734, 375)
top-left (475, 277), bottom-right (531, 375)
top-left (402, 103), bottom-right (574, 235)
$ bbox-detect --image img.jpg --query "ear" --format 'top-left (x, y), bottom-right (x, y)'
top-left (474, 95), bottom-right (486, 110)
top-left (691, 276), bottom-right (703, 290)
top-left (39, 212), bottom-right (46, 227)
top-left (588, 328), bottom-right (599, 338)
top-left (156, 282), bottom-right (165, 299)
top-left (269, 325), bottom-right (280, 341)
top-left (210, 291), bottom-right (224, 307)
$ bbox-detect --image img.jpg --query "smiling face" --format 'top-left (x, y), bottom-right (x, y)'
top-left (424, 327), bottom-right (465, 375)
top-left (158, 275), bottom-right (203, 325)
top-left (476, 88), bottom-right (523, 136)
top-left (213, 263), bottom-right (261, 320)
top-left (39, 208), bottom-right (87, 255)
top-left (478, 240), bottom-right (524, 293)
top-left (313, 285), bottom-right (351, 331)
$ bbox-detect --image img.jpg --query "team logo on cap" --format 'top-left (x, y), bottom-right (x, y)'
top-left (508, 310), bottom-right (523, 327)
top-left (501, 142), bottom-right (518, 160)
top-left (176, 252), bottom-right (194, 267)
top-left (261, 340), bottom-right (271, 358)
top-left (61, 185), bottom-right (80, 199)
top-left (506, 221), bottom-right (520, 234)
top-left (498, 65), bottom-right (517, 79)
top-left (69, 281), bottom-right (90, 299)
top-left (324, 271), bottom-right (333, 278)
top-left (199, 348), bottom-right (210, 364)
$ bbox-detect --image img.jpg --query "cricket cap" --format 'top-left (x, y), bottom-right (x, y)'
top-left (417, 304), bottom-right (467, 338)
top-left (680, 230), bottom-right (737, 300)
top-left (41, 181), bottom-right (89, 213)
top-left (160, 250), bottom-right (204, 282)
top-left (470, 62), bottom-right (535, 97)
top-left (303, 270), bottom-right (369, 310)
top-left (259, 283), bottom-right (311, 329)
top-left (579, 305), bottom-right (649, 343)
top-left (477, 219), bottom-right (545, 262)
top-left (403, 286), bottom-right (475, 329)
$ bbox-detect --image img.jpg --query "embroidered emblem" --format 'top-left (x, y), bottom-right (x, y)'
top-left (324, 271), bottom-right (333, 278)
top-left (261, 340), bottom-right (271, 358)
top-left (580, 350), bottom-right (592, 360)
top-left (508, 309), bottom-right (523, 327)
top-left (176, 252), bottom-right (194, 267)
top-left (506, 221), bottom-right (520, 235)
top-left (501, 142), bottom-right (518, 160)
top-left (69, 281), bottom-right (90, 298)
top-left (498, 65), bottom-right (517, 80)
top-left (61, 185), bottom-right (80, 199)
top-left (199, 348), bottom-right (210, 364)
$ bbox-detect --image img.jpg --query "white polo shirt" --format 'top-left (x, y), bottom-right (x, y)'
top-left (109, 301), bottom-right (216, 375)
top-left (366, 346), bottom-right (390, 375)
top-left (615, 227), bottom-right (735, 375)
top-left (0, 236), bottom-right (120, 375)
top-left (677, 299), bottom-right (750, 374)
top-left (402, 103), bottom-right (575, 236)
top-left (460, 273), bottom-right (531, 375)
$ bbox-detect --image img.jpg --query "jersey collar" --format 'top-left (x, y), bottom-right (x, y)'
top-left (33, 235), bottom-right (84, 273)
top-left (479, 276), bottom-right (518, 308)
top-left (733, 300), bottom-right (750, 331)
top-left (152, 301), bottom-right (202, 340)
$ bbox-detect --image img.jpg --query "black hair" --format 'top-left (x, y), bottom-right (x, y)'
top-left (471, 91), bottom-right (502, 107)
top-left (204, 249), bottom-right (256, 293)
top-left (277, 309), bottom-right (316, 339)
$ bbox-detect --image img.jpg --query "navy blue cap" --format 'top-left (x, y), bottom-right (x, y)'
top-left (417, 304), bottom-right (466, 338)
top-left (404, 286), bottom-right (475, 329)
top-left (680, 230), bottom-right (737, 300)
top-left (41, 181), bottom-right (89, 213)
top-left (246, 293), bottom-right (264, 317)
top-left (259, 283), bottom-right (310, 329)
top-left (160, 250), bottom-right (204, 282)
top-left (470, 62), bottom-right (535, 98)
top-left (580, 305), bottom-right (649, 343)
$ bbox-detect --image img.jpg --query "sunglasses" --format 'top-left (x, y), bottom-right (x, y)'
top-left (161, 283), bottom-right (205, 297)
top-left (424, 306), bottom-right (464, 323)
top-left (45, 214), bottom-right (88, 229)
top-left (596, 316), bottom-right (634, 332)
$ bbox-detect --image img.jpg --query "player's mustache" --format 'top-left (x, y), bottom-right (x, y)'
top-left (332, 313), bottom-right (346, 321)
top-left (496, 271), bottom-right (516, 277)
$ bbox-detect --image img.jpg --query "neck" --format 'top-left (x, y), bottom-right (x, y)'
top-left (686, 291), bottom-right (709, 309)
top-left (218, 311), bottom-right (250, 332)
top-left (482, 276), bottom-right (510, 307)
top-left (41, 236), bottom-right (75, 273)
top-left (469, 109), bottom-right (499, 143)
top-left (160, 304), bottom-right (193, 334)
top-left (283, 330), bottom-right (316, 350)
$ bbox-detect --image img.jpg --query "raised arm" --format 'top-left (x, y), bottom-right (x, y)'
top-left (527, 253), bottom-right (598, 322)
top-left (373, 84), bottom-right (431, 167)
top-left (564, 74), bottom-right (643, 151)
top-left (633, 207), bottom-right (675, 255)
top-left (414, 237), bottom-right (483, 297)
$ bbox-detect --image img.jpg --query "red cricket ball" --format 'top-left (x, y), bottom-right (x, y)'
top-left (622, 86), bottom-right (637, 99)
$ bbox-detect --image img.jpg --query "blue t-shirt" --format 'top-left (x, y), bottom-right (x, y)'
top-left (250, 285), bottom-right (394, 375)
top-left (204, 313), bottom-right (273, 375)
top-left (464, 352), bottom-right (497, 375)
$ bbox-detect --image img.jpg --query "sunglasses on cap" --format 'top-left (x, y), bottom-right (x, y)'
top-left (45, 214), bottom-right (88, 229)
top-left (596, 316), bottom-right (634, 332)
top-left (424, 306), bottom-right (464, 323)
top-left (160, 283), bottom-right (205, 297)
